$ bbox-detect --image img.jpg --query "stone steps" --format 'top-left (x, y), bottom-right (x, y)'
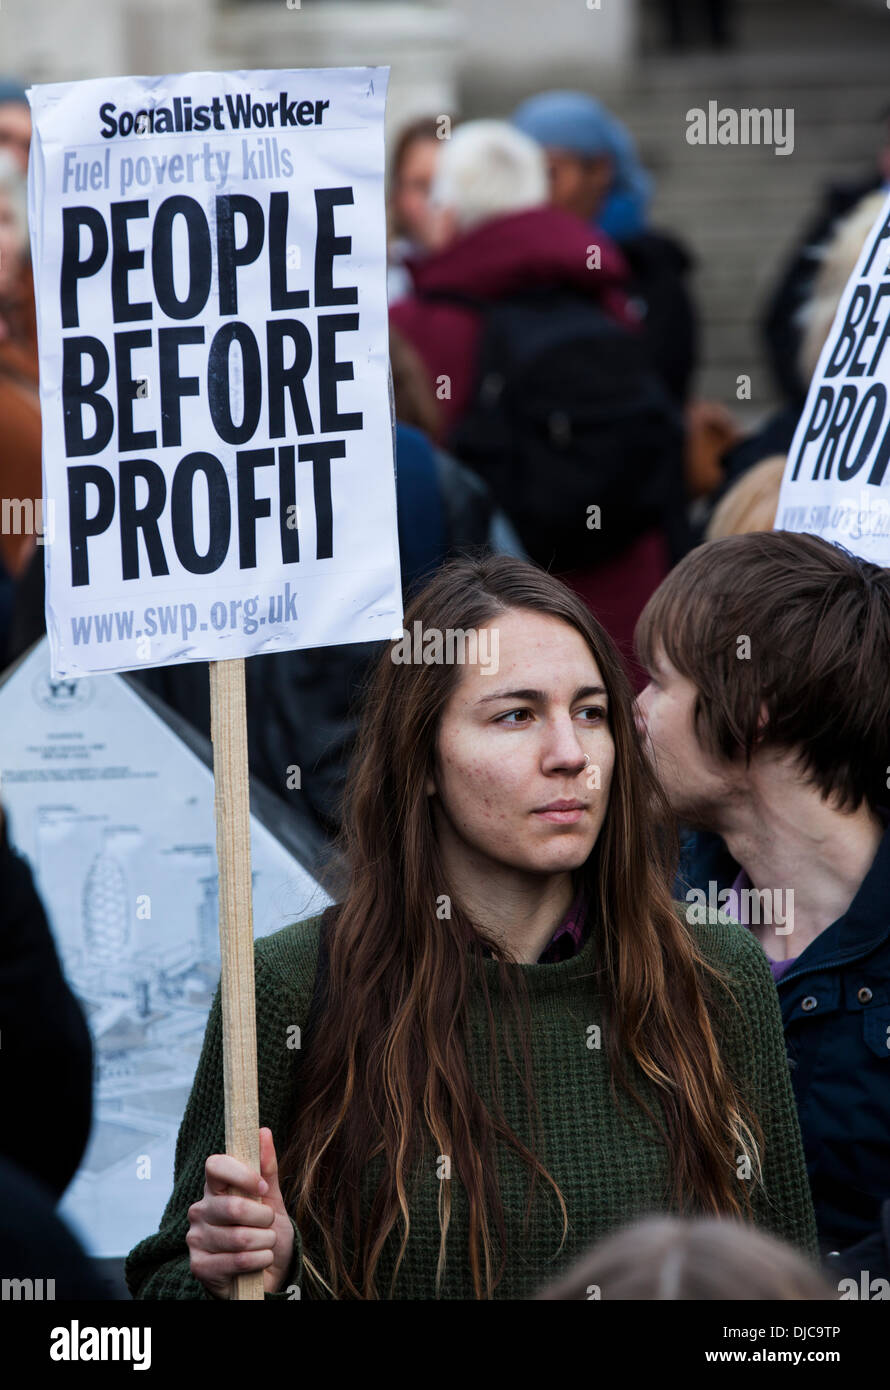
top-left (460, 0), bottom-right (889, 411)
top-left (612, 3), bottom-right (889, 408)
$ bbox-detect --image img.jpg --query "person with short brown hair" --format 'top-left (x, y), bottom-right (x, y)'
top-left (634, 530), bottom-right (890, 1279)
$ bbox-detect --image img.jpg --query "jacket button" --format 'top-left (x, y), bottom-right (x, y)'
top-left (858, 986), bottom-right (873, 1004)
top-left (801, 996), bottom-right (818, 1012)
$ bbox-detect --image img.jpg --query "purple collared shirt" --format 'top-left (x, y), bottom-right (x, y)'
top-left (538, 887), bottom-right (590, 963)
top-left (478, 887), bottom-right (590, 963)
top-left (726, 869), bottom-right (797, 982)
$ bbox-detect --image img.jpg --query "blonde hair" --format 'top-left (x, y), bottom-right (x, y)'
top-left (798, 190), bottom-right (887, 383)
top-left (536, 1216), bottom-right (834, 1300)
top-left (705, 455), bottom-right (787, 540)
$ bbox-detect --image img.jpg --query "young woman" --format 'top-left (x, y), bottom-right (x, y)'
top-left (386, 114), bottom-right (443, 302)
top-left (126, 555), bottom-right (818, 1300)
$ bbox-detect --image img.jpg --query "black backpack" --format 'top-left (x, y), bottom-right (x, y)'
top-left (437, 286), bottom-right (685, 572)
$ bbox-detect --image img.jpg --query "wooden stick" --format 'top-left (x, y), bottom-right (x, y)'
top-left (209, 657), bottom-right (264, 1301)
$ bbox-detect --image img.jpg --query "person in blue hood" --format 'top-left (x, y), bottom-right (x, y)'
top-left (513, 90), bottom-right (697, 405)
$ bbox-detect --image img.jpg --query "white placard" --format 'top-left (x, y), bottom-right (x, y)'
top-left (775, 191), bottom-right (890, 563)
top-left (28, 68), bottom-right (402, 678)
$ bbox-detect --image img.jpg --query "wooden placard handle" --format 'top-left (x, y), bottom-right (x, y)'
top-left (209, 658), bottom-right (264, 1301)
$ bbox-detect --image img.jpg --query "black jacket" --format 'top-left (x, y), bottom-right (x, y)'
top-left (762, 172), bottom-right (882, 403)
top-left (677, 821), bottom-right (890, 1272)
top-left (0, 1156), bottom-right (111, 1299)
top-left (0, 818), bottom-right (94, 1198)
top-left (620, 228), bottom-right (698, 406)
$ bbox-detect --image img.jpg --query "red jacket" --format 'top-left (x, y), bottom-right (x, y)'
top-left (389, 205), bottom-right (669, 682)
top-left (389, 205), bottom-right (633, 441)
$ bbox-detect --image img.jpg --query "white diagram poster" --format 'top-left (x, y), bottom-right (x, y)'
top-left (0, 640), bottom-right (331, 1257)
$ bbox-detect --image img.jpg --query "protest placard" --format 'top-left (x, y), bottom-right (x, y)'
top-left (27, 67), bottom-right (401, 1298)
top-left (28, 67), bottom-right (402, 680)
top-left (775, 190), bottom-right (890, 564)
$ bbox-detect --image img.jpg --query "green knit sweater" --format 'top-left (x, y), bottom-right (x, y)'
top-left (125, 907), bottom-right (819, 1300)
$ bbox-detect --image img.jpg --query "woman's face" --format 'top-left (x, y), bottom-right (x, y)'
top-left (0, 191), bottom-right (23, 300)
top-left (0, 103), bottom-right (31, 175)
top-left (391, 136), bottom-right (440, 247)
top-left (545, 148), bottom-right (613, 222)
top-left (426, 610), bottom-right (615, 879)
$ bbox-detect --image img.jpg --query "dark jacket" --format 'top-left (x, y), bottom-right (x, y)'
top-left (762, 172), bottom-right (883, 404)
top-left (677, 821), bottom-right (890, 1271)
top-left (618, 227), bottom-right (697, 405)
top-left (0, 1156), bottom-right (111, 1299)
top-left (0, 816), bottom-right (94, 1199)
top-left (389, 204), bottom-right (633, 441)
top-left (390, 208), bottom-right (683, 665)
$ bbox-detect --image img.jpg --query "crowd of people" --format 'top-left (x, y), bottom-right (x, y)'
top-left (2, 72), bottom-right (890, 1302)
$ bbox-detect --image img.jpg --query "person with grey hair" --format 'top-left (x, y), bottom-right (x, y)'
top-left (389, 118), bottom-right (687, 676)
top-left (389, 118), bottom-right (633, 441)
top-left (422, 119), bottom-right (550, 250)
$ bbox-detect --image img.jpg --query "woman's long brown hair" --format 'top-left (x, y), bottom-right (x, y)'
top-left (278, 554), bottom-right (763, 1299)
